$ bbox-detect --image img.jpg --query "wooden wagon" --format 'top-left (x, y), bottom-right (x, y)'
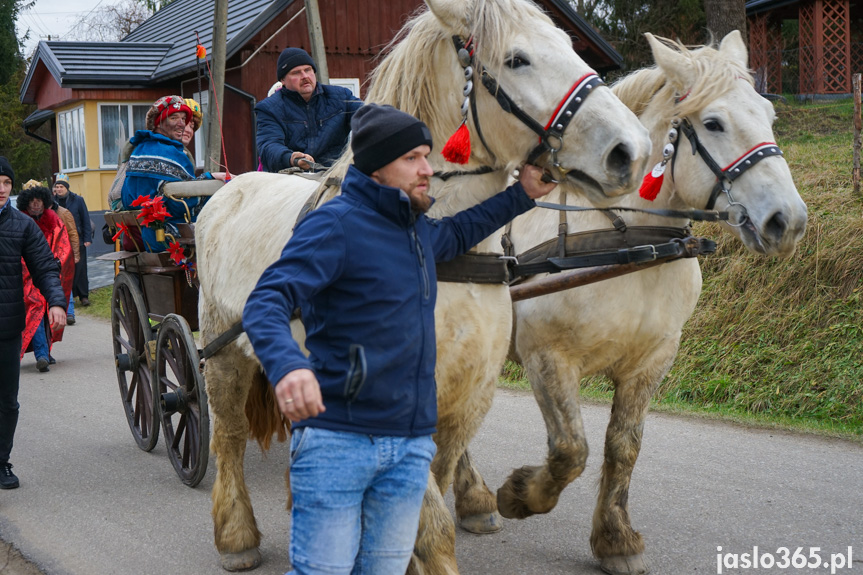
top-left (98, 181), bottom-right (222, 487)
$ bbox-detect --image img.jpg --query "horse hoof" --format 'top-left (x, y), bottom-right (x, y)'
top-left (219, 548), bottom-right (262, 572)
top-left (459, 511), bottom-right (503, 534)
top-left (600, 554), bottom-right (648, 575)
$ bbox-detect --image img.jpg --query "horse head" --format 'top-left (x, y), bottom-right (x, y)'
top-left (618, 31), bottom-right (807, 258)
top-left (366, 0), bottom-right (651, 203)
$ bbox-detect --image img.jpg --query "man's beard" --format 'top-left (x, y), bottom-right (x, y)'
top-left (405, 180), bottom-right (432, 213)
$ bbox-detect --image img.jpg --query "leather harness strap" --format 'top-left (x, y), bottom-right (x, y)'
top-left (436, 252), bottom-right (509, 284)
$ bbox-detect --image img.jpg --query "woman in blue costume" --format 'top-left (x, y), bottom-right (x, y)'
top-left (121, 95), bottom-right (224, 251)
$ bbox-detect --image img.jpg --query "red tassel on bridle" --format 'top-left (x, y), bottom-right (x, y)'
top-left (638, 165), bottom-right (664, 201)
top-left (442, 121), bottom-right (471, 164)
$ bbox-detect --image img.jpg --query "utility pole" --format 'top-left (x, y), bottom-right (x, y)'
top-left (304, 0), bottom-right (329, 84)
top-left (205, 0), bottom-right (227, 172)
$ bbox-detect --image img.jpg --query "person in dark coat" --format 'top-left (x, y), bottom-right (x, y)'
top-left (255, 47), bottom-right (362, 172)
top-left (53, 173), bottom-right (92, 306)
top-left (0, 157), bottom-right (67, 489)
top-left (242, 105), bottom-right (556, 574)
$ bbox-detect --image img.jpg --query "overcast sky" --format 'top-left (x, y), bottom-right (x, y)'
top-left (18, 0), bottom-right (106, 57)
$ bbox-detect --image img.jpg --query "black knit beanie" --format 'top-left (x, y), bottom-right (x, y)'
top-left (351, 104), bottom-right (434, 175)
top-left (277, 48), bottom-right (316, 81)
top-left (0, 156), bottom-right (14, 187)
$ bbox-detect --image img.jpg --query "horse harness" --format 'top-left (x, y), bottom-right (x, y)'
top-left (673, 118), bottom-right (784, 211)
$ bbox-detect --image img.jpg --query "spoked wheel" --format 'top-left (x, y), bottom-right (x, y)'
top-left (111, 271), bottom-right (159, 451)
top-left (153, 314), bottom-right (209, 487)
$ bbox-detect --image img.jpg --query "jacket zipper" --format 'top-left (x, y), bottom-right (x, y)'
top-left (410, 227), bottom-right (430, 300)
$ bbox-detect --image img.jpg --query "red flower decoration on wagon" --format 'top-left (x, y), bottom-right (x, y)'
top-left (133, 195), bottom-right (170, 227)
top-left (167, 241), bottom-right (186, 265)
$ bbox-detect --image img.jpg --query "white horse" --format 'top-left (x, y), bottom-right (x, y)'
top-left (195, 0), bottom-right (651, 572)
top-left (483, 31), bottom-right (807, 575)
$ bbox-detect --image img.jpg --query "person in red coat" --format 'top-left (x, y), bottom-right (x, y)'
top-left (16, 185), bottom-right (74, 372)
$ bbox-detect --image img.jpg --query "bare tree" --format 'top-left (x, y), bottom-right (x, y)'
top-left (70, 0), bottom-right (152, 42)
top-left (703, 0), bottom-right (747, 42)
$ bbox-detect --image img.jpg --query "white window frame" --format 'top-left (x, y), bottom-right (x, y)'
top-left (330, 77), bottom-right (361, 98)
top-left (57, 107), bottom-right (87, 172)
top-left (192, 91), bottom-right (208, 169)
top-left (97, 103), bottom-right (150, 168)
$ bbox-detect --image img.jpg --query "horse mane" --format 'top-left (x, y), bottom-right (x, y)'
top-left (366, 0), bottom-right (556, 145)
top-left (611, 36), bottom-right (754, 119)
top-left (316, 0), bottom-right (556, 199)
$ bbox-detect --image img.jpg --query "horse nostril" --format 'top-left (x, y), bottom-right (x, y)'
top-left (764, 211), bottom-right (788, 240)
top-left (606, 143), bottom-right (632, 182)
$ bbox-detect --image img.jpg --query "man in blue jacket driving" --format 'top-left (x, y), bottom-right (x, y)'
top-left (255, 47), bottom-right (362, 172)
top-left (243, 104), bottom-right (555, 574)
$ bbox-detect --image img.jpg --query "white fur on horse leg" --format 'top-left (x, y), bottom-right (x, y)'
top-left (219, 549), bottom-right (263, 572)
top-left (600, 554), bottom-right (649, 575)
top-left (497, 351), bottom-right (588, 519)
top-left (409, 472), bottom-right (460, 575)
top-left (454, 449), bottom-right (502, 534)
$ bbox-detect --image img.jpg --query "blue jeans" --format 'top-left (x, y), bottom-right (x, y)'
top-left (31, 319), bottom-right (49, 360)
top-left (288, 427), bottom-right (435, 575)
top-left (67, 293), bottom-right (75, 318)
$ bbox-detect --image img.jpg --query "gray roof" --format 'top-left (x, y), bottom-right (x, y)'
top-left (21, 0), bottom-right (291, 102)
top-left (29, 42), bottom-right (173, 87)
top-left (123, 0), bottom-right (293, 80)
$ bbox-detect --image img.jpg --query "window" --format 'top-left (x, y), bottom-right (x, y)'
top-left (192, 91), bottom-right (208, 169)
top-left (58, 107), bottom-right (86, 171)
top-left (330, 78), bottom-right (361, 98)
top-left (98, 104), bottom-right (150, 168)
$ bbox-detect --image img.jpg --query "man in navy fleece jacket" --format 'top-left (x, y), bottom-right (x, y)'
top-left (242, 104), bottom-right (554, 575)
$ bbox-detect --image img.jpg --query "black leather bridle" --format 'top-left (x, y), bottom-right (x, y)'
top-left (675, 118), bottom-right (784, 211)
top-left (452, 36), bottom-right (604, 169)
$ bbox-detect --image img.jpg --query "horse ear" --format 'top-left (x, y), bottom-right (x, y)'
top-left (645, 33), bottom-right (693, 91)
top-left (425, 0), bottom-right (470, 34)
top-left (718, 30), bottom-right (748, 67)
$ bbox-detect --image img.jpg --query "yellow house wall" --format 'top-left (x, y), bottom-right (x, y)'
top-left (54, 100), bottom-right (151, 212)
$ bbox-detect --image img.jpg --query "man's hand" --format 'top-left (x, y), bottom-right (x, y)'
top-left (275, 368), bottom-right (326, 422)
top-left (48, 306), bottom-right (67, 330)
top-left (84, 241), bottom-right (91, 247)
top-left (290, 152), bottom-right (316, 171)
top-left (519, 164), bottom-right (557, 199)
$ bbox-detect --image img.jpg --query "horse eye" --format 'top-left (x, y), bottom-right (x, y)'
top-left (704, 120), bottom-right (724, 132)
top-left (506, 55), bottom-right (530, 69)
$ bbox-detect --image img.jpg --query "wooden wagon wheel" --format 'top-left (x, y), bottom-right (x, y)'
top-left (111, 271), bottom-right (159, 451)
top-left (153, 314), bottom-right (209, 487)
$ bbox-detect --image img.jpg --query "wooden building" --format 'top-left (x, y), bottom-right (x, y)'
top-left (20, 0), bottom-right (624, 210)
top-left (747, 0), bottom-right (862, 96)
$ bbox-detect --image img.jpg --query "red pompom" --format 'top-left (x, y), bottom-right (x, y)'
top-left (638, 169), bottom-right (664, 201)
top-left (442, 121), bottom-right (471, 164)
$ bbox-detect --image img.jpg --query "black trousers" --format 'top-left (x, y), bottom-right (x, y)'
top-left (73, 243), bottom-right (89, 299)
top-left (0, 335), bottom-right (22, 463)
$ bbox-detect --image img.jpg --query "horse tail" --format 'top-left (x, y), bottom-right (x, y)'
top-left (244, 368), bottom-right (290, 451)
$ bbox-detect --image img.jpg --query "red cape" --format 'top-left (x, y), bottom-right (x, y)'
top-left (21, 208), bottom-right (74, 358)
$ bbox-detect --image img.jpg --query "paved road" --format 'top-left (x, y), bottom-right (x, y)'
top-left (2, 316), bottom-right (862, 575)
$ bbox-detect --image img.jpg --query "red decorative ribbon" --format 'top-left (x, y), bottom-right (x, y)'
top-left (112, 223), bottom-right (130, 242)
